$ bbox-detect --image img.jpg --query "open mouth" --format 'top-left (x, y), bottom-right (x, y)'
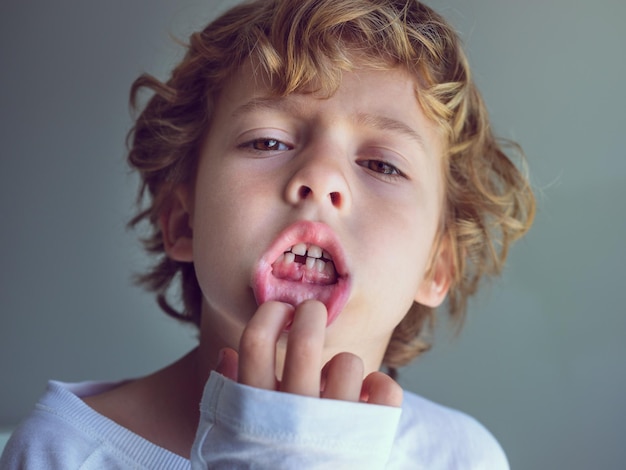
top-left (252, 221), bottom-right (351, 326)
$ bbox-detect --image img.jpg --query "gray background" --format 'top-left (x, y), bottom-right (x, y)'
top-left (1, 0), bottom-right (625, 468)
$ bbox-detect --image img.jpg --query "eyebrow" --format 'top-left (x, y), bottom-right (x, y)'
top-left (232, 97), bottom-right (297, 118)
top-left (232, 98), bottom-right (426, 151)
top-left (354, 113), bottom-right (426, 150)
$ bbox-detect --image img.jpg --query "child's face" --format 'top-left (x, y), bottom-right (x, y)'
top-left (170, 64), bottom-right (450, 372)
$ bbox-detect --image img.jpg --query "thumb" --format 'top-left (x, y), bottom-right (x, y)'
top-left (215, 347), bottom-right (239, 381)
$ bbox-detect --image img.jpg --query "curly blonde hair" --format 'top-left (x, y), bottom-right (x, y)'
top-left (127, 0), bottom-right (535, 369)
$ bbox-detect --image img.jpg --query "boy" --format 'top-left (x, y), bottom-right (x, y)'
top-left (1, 0), bottom-right (535, 468)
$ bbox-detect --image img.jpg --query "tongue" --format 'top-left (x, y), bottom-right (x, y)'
top-left (271, 257), bottom-right (338, 285)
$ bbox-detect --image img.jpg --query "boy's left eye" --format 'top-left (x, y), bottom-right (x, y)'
top-left (357, 159), bottom-right (405, 177)
top-left (245, 138), bottom-right (291, 152)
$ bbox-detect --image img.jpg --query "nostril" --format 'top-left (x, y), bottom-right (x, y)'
top-left (294, 185), bottom-right (343, 208)
top-left (298, 186), bottom-right (312, 199)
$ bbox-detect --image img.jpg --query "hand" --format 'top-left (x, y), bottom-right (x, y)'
top-left (216, 300), bottom-right (403, 407)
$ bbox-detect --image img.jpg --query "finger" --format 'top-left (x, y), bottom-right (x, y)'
top-left (320, 352), bottom-right (364, 402)
top-left (215, 347), bottom-right (239, 381)
top-left (238, 301), bottom-right (293, 389)
top-left (361, 372), bottom-right (403, 407)
top-left (280, 300), bottom-right (327, 397)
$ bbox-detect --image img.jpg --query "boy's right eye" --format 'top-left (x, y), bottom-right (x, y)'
top-left (242, 138), bottom-right (291, 152)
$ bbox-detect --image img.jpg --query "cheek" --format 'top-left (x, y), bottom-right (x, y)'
top-left (190, 197), bottom-right (248, 306)
top-left (190, 165), bottom-right (277, 310)
top-left (364, 190), bottom-right (435, 258)
top-left (355, 196), bottom-right (437, 300)
top-left (191, 217), bottom-right (259, 324)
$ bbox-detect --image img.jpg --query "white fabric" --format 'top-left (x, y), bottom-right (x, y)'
top-left (1, 373), bottom-right (509, 469)
top-left (191, 373), bottom-right (402, 469)
top-left (0, 380), bottom-right (188, 470)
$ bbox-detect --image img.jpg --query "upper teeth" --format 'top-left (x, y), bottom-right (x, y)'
top-left (273, 243), bottom-right (338, 279)
top-left (288, 244), bottom-right (331, 260)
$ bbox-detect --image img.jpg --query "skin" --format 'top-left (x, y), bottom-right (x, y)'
top-left (85, 64), bottom-right (451, 458)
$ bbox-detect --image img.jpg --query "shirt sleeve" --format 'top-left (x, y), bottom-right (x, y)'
top-left (191, 372), bottom-right (402, 470)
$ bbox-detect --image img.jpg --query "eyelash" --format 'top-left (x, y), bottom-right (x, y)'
top-left (357, 159), bottom-right (406, 181)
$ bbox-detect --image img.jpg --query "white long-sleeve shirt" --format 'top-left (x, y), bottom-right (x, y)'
top-left (1, 372), bottom-right (509, 469)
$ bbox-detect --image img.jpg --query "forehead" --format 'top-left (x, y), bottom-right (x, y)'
top-left (215, 62), bottom-right (443, 156)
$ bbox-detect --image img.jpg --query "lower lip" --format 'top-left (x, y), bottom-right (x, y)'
top-left (253, 273), bottom-right (350, 326)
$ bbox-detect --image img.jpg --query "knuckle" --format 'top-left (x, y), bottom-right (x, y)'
top-left (287, 332), bottom-right (320, 359)
top-left (334, 351), bottom-right (362, 367)
top-left (239, 324), bottom-right (273, 354)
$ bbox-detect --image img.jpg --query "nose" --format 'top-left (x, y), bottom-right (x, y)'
top-left (284, 147), bottom-right (351, 212)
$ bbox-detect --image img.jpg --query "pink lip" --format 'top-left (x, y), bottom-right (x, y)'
top-left (252, 220), bottom-right (351, 326)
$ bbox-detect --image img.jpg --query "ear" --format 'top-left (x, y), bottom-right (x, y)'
top-left (414, 236), bottom-right (452, 308)
top-left (159, 185), bottom-right (194, 262)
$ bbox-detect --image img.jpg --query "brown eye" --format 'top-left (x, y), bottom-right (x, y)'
top-left (359, 160), bottom-right (402, 176)
top-left (251, 138), bottom-right (289, 151)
